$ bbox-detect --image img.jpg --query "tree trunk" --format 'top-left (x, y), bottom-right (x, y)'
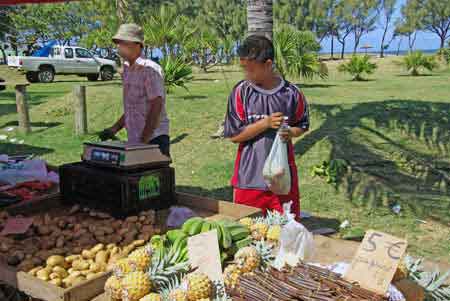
top-left (380, 25), bottom-right (389, 58)
top-left (247, 0), bottom-right (273, 41)
top-left (341, 41), bottom-right (345, 59)
top-left (0, 47), bottom-right (6, 65)
top-left (396, 38), bottom-right (402, 56)
top-left (439, 34), bottom-right (446, 49)
top-left (330, 36), bottom-right (334, 59)
top-left (116, 0), bottom-right (128, 24)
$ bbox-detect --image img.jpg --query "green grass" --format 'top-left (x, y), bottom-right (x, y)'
top-left (1, 57), bottom-right (450, 262)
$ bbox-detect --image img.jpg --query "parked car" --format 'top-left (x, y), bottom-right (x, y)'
top-left (13, 46), bottom-right (117, 83)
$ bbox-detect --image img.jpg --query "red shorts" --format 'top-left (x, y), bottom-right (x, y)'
top-left (232, 143), bottom-right (300, 218)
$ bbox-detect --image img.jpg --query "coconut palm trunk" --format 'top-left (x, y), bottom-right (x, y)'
top-left (247, 0), bottom-right (274, 41)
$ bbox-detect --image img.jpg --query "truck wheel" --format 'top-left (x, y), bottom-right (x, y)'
top-left (38, 67), bottom-right (55, 83)
top-left (100, 66), bottom-right (114, 81)
top-left (26, 72), bottom-right (39, 83)
top-left (87, 74), bottom-right (99, 81)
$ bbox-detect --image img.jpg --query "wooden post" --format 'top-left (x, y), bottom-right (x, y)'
top-left (73, 85), bottom-right (88, 135)
top-left (15, 84), bottom-right (31, 134)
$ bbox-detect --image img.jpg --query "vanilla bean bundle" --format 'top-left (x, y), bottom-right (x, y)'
top-left (228, 263), bottom-right (388, 300)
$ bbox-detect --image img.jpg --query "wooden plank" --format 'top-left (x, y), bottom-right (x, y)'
top-left (176, 192), bottom-right (261, 219)
top-left (65, 271), bottom-right (112, 301)
top-left (17, 271), bottom-right (64, 301)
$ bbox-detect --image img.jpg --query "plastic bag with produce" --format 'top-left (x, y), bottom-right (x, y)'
top-left (262, 123), bottom-right (291, 195)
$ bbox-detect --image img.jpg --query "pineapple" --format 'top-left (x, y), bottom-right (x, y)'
top-left (265, 210), bottom-right (288, 226)
top-left (105, 275), bottom-right (123, 301)
top-left (129, 245), bottom-right (153, 272)
top-left (121, 271), bottom-right (152, 301)
top-left (239, 217), bottom-right (253, 229)
top-left (169, 289), bottom-right (188, 301)
top-left (253, 241), bottom-right (275, 271)
top-left (234, 246), bottom-right (260, 273)
top-left (139, 293), bottom-right (162, 301)
top-left (266, 225), bottom-right (281, 242)
top-left (250, 221), bottom-right (268, 241)
top-left (186, 273), bottom-right (212, 301)
top-left (223, 264), bottom-right (242, 289)
top-left (113, 258), bottom-right (133, 278)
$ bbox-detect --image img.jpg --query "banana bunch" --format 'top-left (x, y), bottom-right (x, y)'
top-left (311, 159), bottom-right (348, 185)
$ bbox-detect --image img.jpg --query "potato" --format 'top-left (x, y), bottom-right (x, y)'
top-left (72, 260), bottom-right (90, 271)
top-left (46, 255), bottom-right (65, 267)
top-left (49, 278), bottom-right (62, 287)
top-left (73, 229), bottom-right (88, 239)
top-left (38, 225), bottom-right (52, 236)
top-left (121, 245), bottom-right (135, 256)
top-left (0, 242), bottom-right (9, 253)
top-left (91, 244), bottom-right (105, 253)
top-left (65, 255), bottom-right (81, 263)
top-left (69, 270), bottom-right (82, 278)
top-left (40, 238), bottom-right (56, 250)
top-left (137, 233), bottom-right (151, 242)
top-left (71, 276), bottom-right (86, 286)
top-left (56, 236), bottom-right (65, 248)
top-left (67, 268), bottom-right (74, 274)
top-left (43, 214), bottom-right (52, 226)
top-left (89, 262), bottom-right (103, 273)
top-left (49, 272), bottom-right (60, 280)
top-left (106, 244), bottom-right (116, 250)
top-left (132, 240), bottom-right (145, 248)
top-left (81, 250), bottom-right (95, 260)
top-left (17, 259), bottom-right (35, 272)
top-left (36, 268), bottom-right (50, 281)
top-left (95, 250), bottom-right (109, 265)
top-left (80, 269), bottom-right (91, 276)
top-left (110, 247), bottom-right (120, 257)
top-left (52, 266), bottom-right (69, 278)
top-left (28, 266), bottom-right (43, 276)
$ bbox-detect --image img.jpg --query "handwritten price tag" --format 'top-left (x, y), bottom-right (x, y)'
top-left (1, 217), bottom-right (34, 236)
top-left (344, 230), bottom-right (407, 295)
top-left (188, 229), bottom-right (223, 282)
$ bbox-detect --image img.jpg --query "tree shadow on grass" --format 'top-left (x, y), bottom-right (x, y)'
top-left (0, 142), bottom-right (54, 156)
top-left (176, 185), bottom-right (233, 202)
top-left (0, 103), bottom-right (17, 118)
top-left (296, 99), bottom-right (450, 224)
top-left (295, 83), bottom-right (337, 89)
top-left (0, 120), bottom-right (62, 132)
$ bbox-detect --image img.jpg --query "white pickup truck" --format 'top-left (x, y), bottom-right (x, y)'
top-left (14, 46), bottom-right (117, 83)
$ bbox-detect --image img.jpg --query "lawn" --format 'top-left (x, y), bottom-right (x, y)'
top-left (1, 56), bottom-right (449, 263)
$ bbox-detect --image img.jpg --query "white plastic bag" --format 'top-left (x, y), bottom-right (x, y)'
top-left (273, 219), bottom-right (314, 269)
top-left (263, 133), bottom-right (291, 195)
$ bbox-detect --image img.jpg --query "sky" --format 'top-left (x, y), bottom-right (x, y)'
top-left (320, 0), bottom-right (442, 53)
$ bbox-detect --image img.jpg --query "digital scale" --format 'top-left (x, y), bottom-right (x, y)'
top-left (60, 141), bottom-right (176, 217)
top-left (82, 141), bottom-right (171, 170)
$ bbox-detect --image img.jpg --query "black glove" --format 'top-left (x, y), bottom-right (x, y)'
top-left (98, 128), bottom-right (115, 141)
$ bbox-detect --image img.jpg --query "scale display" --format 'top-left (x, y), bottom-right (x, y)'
top-left (91, 149), bottom-right (121, 165)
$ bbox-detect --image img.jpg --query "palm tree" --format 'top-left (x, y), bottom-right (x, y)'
top-left (116, 0), bottom-right (129, 24)
top-left (247, 0), bottom-right (273, 40)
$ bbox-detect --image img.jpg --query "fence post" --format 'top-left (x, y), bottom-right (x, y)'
top-left (73, 85), bottom-right (87, 135)
top-left (15, 84), bottom-right (31, 134)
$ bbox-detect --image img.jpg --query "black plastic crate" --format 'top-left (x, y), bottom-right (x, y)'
top-left (59, 162), bottom-right (176, 217)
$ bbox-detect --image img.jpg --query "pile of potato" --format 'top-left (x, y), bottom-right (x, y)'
top-left (0, 206), bottom-right (160, 272)
top-left (27, 240), bottom-right (145, 288)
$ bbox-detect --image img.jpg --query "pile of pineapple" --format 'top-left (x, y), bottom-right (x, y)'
top-left (104, 241), bottom-right (220, 301)
top-left (239, 210), bottom-right (289, 243)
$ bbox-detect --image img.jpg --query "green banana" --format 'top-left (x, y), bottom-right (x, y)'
top-left (209, 221), bottom-right (223, 247)
top-left (172, 236), bottom-right (188, 253)
top-left (166, 229), bottom-right (187, 244)
top-left (235, 236), bottom-right (253, 249)
top-left (182, 217), bottom-right (203, 234)
top-left (229, 227), bottom-right (251, 242)
top-left (220, 223), bottom-right (233, 249)
top-left (220, 251), bottom-right (229, 265)
top-left (188, 219), bottom-right (204, 236)
top-left (201, 221), bottom-right (212, 233)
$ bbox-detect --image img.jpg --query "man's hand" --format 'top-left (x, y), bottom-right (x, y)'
top-left (265, 112), bottom-right (284, 129)
top-left (279, 127), bottom-right (292, 142)
top-left (99, 128), bottom-right (116, 141)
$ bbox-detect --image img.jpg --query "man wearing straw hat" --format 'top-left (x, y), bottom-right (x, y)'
top-left (101, 24), bottom-right (170, 157)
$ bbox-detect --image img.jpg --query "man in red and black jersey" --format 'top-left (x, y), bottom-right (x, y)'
top-left (224, 35), bottom-right (310, 219)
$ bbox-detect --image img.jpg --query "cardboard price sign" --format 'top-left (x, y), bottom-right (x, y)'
top-left (0, 217), bottom-right (34, 236)
top-left (187, 229), bottom-right (223, 282)
top-left (344, 230), bottom-right (407, 295)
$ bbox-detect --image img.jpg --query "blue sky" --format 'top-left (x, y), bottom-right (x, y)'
top-left (320, 0), bottom-right (442, 53)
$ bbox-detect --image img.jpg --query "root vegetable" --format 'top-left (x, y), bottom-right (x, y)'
top-left (65, 255), bottom-right (81, 263)
top-left (95, 250), bottom-right (109, 264)
top-left (52, 267), bottom-right (69, 278)
top-left (82, 250), bottom-right (96, 260)
top-left (86, 272), bottom-right (100, 280)
top-left (47, 255), bottom-right (65, 267)
top-left (49, 272), bottom-right (60, 280)
top-left (49, 278), bottom-right (62, 287)
top-left (36, 269), bottom-right (50, 281)
top-left (28, 266), bottom-right (44, 276)
top-left (72, 260), bottom-right (90, 271)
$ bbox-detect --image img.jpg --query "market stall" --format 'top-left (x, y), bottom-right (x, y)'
top-left (0, 141), bottom-right (448, 301)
